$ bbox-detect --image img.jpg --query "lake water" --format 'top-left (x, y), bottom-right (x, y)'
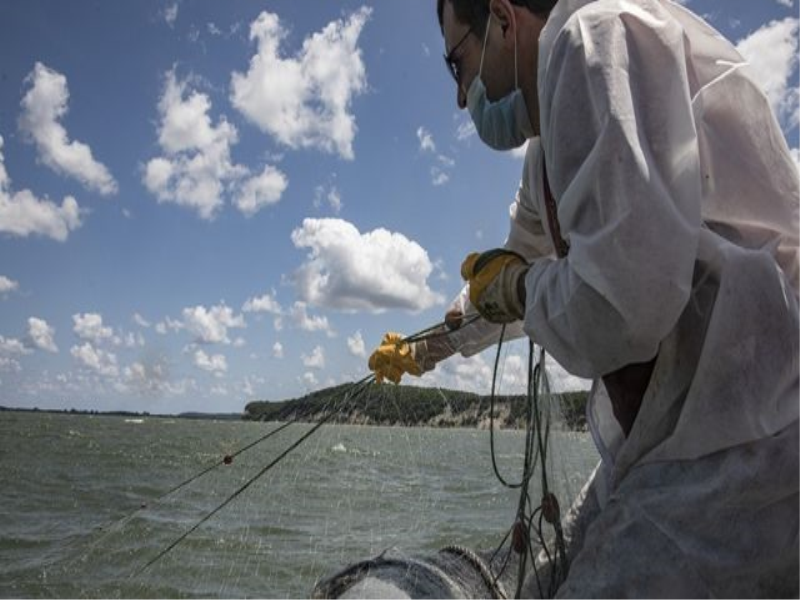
top-left (0, 411), bottom-right (599, 598)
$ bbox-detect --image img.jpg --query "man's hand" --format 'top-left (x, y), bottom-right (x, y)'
top-left (461, 249), bottom-right (529, 323)
top-left (368, 333), bottom-right (429, 384)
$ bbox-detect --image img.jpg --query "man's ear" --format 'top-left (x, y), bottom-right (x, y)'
top-left (489, 0), bottom-right (516, 43)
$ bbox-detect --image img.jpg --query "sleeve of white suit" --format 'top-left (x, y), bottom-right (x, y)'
top-left (506, 138), bottom-right (556, 260)
top-left (526, 4), bottom-right (703, 378)
top-left (443, 141), bottom-right (554, 358)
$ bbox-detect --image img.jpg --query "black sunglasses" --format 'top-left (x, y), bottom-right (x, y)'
top-left (443, 27), bottom-right (474, 84)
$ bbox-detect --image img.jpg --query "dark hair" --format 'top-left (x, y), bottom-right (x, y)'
top-left (436, 0), bottom-right (558, 36)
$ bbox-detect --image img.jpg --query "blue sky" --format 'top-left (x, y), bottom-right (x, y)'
top-left (0, 0), bottom-right (797, 414)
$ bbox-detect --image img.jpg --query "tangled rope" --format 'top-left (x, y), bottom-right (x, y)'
top-left (485, 331), bottom-right (569, 598)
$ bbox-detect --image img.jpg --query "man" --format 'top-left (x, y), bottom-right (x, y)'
top-left (369, 0), bottom-right (799, 596)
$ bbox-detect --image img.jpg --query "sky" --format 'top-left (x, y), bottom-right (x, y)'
top-left (0, 0), bottom-right (797, 414)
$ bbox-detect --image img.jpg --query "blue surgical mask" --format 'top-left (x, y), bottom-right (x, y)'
top-left (467, 14), bottom-right (533, 151)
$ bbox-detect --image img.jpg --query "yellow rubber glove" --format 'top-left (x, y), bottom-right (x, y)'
top-left (368, 332), bottom-right (425, 384)
top-left (461, 249), bottom-right (528, 323)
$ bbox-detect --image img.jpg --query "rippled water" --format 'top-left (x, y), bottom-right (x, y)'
top-left (0, 411), bottom-right (598, 598)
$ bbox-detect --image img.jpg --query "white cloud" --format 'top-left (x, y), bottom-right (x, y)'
top-left (143, 69), bottom-right (287, 220)
top-left (418, 127), bottom-right (454, 184)
top-left (456, 118), bottom-right (476, 141)
top-left (289, 301), bottom-right (335, 336)
top-left (272, 341), bottom-right (284, 358)
top-left (301, 345), bottom-right (326, 369)
top-left (19, 63), bottom-right (117, 195)
top-left (123, 358), bottom-right (171, 396)
top-left (302, 371), bottom-right (318, 388)
top-left (133, 313), bottom-right (151, 328)
top-left (73, 312), bottom-right (114, 343)
top-left (193, 349), bottom-right (228, 375)
top-left (210, 384), bottom-right (228, 397)
top-left (234, 164), bottom-right (288, 217)
top-left (736, 17), bottom-right (800, 130)
top-left (144, 70), bottom-right (244, 219)
top-left (776, 0), bottom-right (793, 8)
top-left (0, 135), bottom-right (82, 241)
top-left (230, 7), bottom-right (372, 159)
top-left (71, 342), bottom-right (119, 377)
top-left (155, 316), bottom-right (184, 336)
top-left (790, 148), bottom-right (800, 173)
top-left (0, 276), bottom-right (18, 295)
top-left (347, 330), bottom-right (366, 358)
top-left (418, 344), bottom-right (591, 396)
top-left (291, 218), bottom-right (445, 312)
top-left (242, 291), bottom-right (282, 314)
top-left (0, 356), bottom-right (21, 372)
top-left (431, 167), bottom-right (449, 186)
top-left (327, 188), bottom-right (343, 213)
top-left (241, 376), bottom-right (257, 398)
top-left (419, 352), bottom-right (495, 394)
top-left (27, 317), bottom-right (58, 353)
top-left (0, 335), bottom-right (31, 355)
top-left (156, 316), bottom-right (184, 335)
top-left (182, 303), bottom-right (245, 344)
top-left (164, 2), bottom-right (178, 27)
top-left (314, 183), bottom-right (343, 214)
top-left (111, 331), bottom-right (144, 348)
top-left (437, 154), bottom-right (455, 168)
top-left (417, 126), bottom-right (436, 153)
top-left (546, 359), bottom-right (593, 394)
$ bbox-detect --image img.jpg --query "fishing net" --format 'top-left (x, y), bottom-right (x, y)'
top-left (4, 322), bottom-right (599, 598)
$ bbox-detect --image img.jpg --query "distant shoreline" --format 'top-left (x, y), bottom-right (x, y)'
top-left (2, 383), bottom-right (589, 431)
top-left (0, 405), bottom-right (242, 421)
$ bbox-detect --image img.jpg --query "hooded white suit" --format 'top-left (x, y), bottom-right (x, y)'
top-left (445, 0), bottom-right (799, 595)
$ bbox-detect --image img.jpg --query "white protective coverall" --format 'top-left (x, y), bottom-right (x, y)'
top-left (443, 0), bottom-right (800, 596)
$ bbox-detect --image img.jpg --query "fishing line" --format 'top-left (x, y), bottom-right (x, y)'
top-left (400, 313), bottom-right (481, 345)
top-left (57, 371), bottom-right (373, 586)
top-left (159, 419), bottom-right (295, 497)
top-left (123, 315), bottom-right (565, 594)
top-left (52, 420), bottom-right (302, 574)
top-left (132, 375), bottom-right (376, 578)
top-left (129, 315), bottom-right (460, 578)
top-left (129, 316), bottom-right (484, 577)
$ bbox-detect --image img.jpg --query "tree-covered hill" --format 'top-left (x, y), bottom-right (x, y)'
top-left (244, 383), bottom-right (588, 431)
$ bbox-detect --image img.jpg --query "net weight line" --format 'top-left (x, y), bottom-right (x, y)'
top-left (131, 373), bottom-right (376, 578)
top-left (57, 410), bottom-right (313, 572)
top-left (129, 318), bottom-right (461, 578)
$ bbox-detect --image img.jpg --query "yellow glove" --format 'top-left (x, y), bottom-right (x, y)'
top-left (461, 249), bottom-right (528, 323)
top-left (368, 332), bottom-right (427, 384)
